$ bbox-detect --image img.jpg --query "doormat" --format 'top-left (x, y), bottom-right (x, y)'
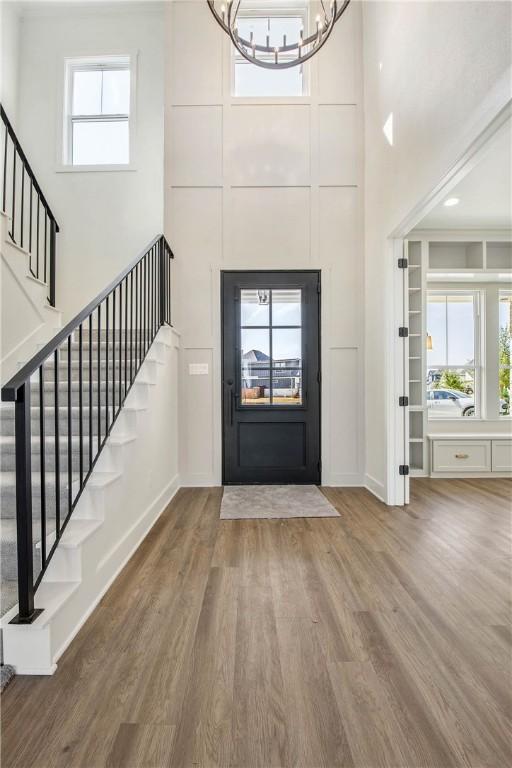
top-left (220, 485), bottom-right (339, 520)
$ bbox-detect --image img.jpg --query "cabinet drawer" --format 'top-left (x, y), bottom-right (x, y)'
top-left (492, 440), bottom-right (512, 472)
top-left (432, 440), bottom-right (491, 472)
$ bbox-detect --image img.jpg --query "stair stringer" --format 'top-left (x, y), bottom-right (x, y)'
top-left (1, 325), bottom-right (180, 674)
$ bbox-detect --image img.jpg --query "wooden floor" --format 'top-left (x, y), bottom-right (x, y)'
top-left (2, 479), bottom-right (511, 767)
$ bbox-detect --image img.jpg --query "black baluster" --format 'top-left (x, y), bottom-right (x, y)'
top-left (44, 214), bottom-right (47, 285)
top-left (89, 315), bottom-right (93, 470)
top-left (119, 283), bottom-right (122, 414)
top-left (113, 288), bottom-right (116, 414)
top-left (167, 250), bottom-right (172, 325)
top-left (39, 365), bottom-right (46, 569)
top-left (29, 179), bottom-right (33, 265)
top-left (151, 247), bottom-right (155, 340)
top-left (36, 196), bottom-right (40, 280)
top-left (11, 381), bottom-right (37, 623)
top-left (67, 336), bottom-right (72, 517)
top-left (136, 263), bottom-right (140, 369)
top-left (78, 323), bottom-right (83, 485)
top-left (149, 251), bottom-right (153, 343)
top-left (20, 168), bottom-right (24, 249)
top-left (2, 124), bottom-right (7, 213)
top-left (124, 276), bottom-right (128, 397)
top-left (130, 270), bottom-right (134, 384)
top-left (54, 348), bottom-right (60, 537)
top-left (159, 239), bottom-right (164, 326)
top-left (11, 146), bottom-right (16, 241)
top-left (49, 219), bottom-right (57, 308)
top-left (97, 304), bottom-right (101, 450)
top-left (106, 295), bottom-right (109, 437)
top-left (145, 254), bottom-right (148, 354)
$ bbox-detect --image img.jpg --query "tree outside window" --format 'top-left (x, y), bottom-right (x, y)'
top-left (499, 292), bottom-right (512, 416)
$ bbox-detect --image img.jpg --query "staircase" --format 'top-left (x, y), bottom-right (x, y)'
top-left (0, 105), bottom-right (178, 677)
top-left (0, 334), bottom-right (138, 615)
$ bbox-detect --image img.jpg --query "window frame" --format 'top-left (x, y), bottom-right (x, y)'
top-left (231, 7), bottom-right (310, 99)
top-left (238, 287), bottom-right (305, 408)
top-left (498, 289), bottom-right (512, 417)
top-left (426, 290), bottom-right (482, 420)
top-left (60, 53), bottom-right (137, 172)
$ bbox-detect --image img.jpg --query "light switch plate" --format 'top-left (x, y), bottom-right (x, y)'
top-left (189, 363), bottom-right (209, 375)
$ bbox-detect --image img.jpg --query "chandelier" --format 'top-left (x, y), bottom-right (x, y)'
top-left (207, 1), bottom-right (351, 70)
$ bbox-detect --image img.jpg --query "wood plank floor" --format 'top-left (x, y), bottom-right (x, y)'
top-left (2, 479), bottom-right (511, 767)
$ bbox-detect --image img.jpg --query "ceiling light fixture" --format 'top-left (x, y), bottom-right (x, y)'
top-left (207, 0), bottom-right (351, 69)
top-left (443, 197), bottom-right (460, 207)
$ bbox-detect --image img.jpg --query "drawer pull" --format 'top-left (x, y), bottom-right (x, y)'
top-left (455, 453), bottom-right (469, 459)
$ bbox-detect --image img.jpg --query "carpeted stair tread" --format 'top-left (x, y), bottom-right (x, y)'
top-left (1, 519), bottom-right (55, 580)
top-left (0, 471), bottom-right (79, 520)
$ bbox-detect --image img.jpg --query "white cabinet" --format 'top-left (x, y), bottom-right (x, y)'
top-left (432, 440), bottom-right (491, 473)
top-left (492, 440), bottom-right (512, 472)
top-left (429, 435), bottom-right (512, 476)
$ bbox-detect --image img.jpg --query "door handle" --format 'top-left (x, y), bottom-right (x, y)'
top-left (226, 379), bottom-right (236, 426)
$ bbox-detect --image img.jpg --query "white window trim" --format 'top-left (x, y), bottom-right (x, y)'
top-left (498, 289), bottom-right (512, 418)
top-left (57, 52), bottom-right (138, 173)
top-left (231, 6), bottom-right (310, 99)
top-left (426, 289), bottom-right (482, 420)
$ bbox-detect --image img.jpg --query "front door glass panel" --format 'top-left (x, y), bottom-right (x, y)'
top-left (239, 288), bottom-right (302, 406)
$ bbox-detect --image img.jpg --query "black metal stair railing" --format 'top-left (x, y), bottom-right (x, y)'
top-left (1, 103), bottom-right (60, 306)
top-left (1, 234), bottom-right (174, 623)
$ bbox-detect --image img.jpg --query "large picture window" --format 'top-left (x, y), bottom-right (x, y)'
top-left (499, 291), bottom-right (512, 416)
top-left (64, 56), bottom-right (132, 167)
top-left (426, 293), bottom-right (478, 418)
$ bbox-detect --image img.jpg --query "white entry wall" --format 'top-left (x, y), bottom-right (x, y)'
top-left (13, 1), bottom-right (165, 320)
top-left (164, 1), bottom-right (365, 487)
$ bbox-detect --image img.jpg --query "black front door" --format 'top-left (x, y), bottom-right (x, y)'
top-left (222, 271), bottom-right (321, 484)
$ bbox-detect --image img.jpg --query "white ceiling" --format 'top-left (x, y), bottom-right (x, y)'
top-left (418, 124), bottom-right (512, 230)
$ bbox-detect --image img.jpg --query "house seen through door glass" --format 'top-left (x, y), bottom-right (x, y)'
top-left (240, 289), bottom-right (302, 405)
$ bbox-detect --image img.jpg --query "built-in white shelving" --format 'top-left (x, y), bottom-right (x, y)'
top-left (405, 240), bottom-right (428, 476)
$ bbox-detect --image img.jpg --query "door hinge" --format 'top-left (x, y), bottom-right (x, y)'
top-left (398, 326), bottom-right (409, 338)
top-left (317, 460), bottom-right (322, 474)
top-left (399, 396), bottom-right (409, 407)
top-left (317, 281), bottom-right (321, 294)
top-left (317, 370), bottom-right (322, 384)
top-left (399, 464), bottom-right (410, 476)
top-left (398, 258), bottom-right (408, 269)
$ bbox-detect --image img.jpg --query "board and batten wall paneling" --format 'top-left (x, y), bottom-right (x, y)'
top-left (164, 0), bottom-right (364, 486)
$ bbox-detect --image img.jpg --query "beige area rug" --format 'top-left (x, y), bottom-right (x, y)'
top-left (220, 485), bottom-right (339, 520)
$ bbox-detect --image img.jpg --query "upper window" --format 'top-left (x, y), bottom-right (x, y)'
top-left (64, 57), bottom-right (132, 167)
top-left (426, 293), bottom-right (478, 418)
top-left (233, 13), bottom-right (306, 97)
top-left (499, 291), bottom-right (511, 416)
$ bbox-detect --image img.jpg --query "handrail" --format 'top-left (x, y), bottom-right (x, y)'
top-left (2, 234), bottom-right (170, 400)
top-left (0, 105), bottom-right (59, 229)
top-left (2, 233), bottom-right (174, 623)
top-left (1, 103), bottom-right (59, 305)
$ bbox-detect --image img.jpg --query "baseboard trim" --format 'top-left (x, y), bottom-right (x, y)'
top-left (323, 473), bottom-right (363, 487)
top-left (364, 474), bottom-right (387, 503)
top-left (180, 474), bottom-right (218, 487)
top-left (51, 473), bottom-right (180, 667)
